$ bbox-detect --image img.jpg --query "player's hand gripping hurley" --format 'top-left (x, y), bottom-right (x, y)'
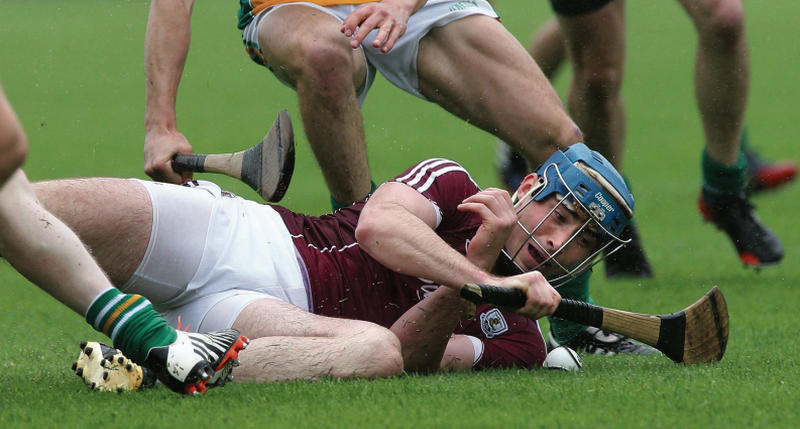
top-left (459, 283), bottom-right (729, 365)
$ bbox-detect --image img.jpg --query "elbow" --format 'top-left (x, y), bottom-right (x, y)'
top-left (355, 216), bottom-right (384, 254)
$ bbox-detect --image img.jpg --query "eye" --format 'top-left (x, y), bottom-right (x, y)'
top-left (579, 232), bottom-right (599, 250)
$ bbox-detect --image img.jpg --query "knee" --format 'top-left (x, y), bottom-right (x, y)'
top-left (573, 62), bottom-right (623, 103)
top-left (693, 0), bottom-right (745, 48)
top-left (516, 118), bottom-right (583, 166)
top-left (291, 38), bottom-right (362, 98)
top-left (363, 326), bottom-right (404, 378)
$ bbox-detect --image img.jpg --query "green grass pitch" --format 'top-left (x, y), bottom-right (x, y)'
top-left (1, 1), bottom-right (798, 427)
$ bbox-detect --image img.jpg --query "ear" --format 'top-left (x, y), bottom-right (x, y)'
top-left (511, 173), bottom-right (542, 204)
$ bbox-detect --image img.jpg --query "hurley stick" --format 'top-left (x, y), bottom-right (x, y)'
top-left (460, 283), bottom-right (729, 364)
top-left (172, 110), bottom-right (294, 203)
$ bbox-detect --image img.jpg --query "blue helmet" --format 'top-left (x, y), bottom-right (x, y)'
top-left (503, 143), bottom-right (634, 286)
top-left (532, 143), bottom-right (633, 240)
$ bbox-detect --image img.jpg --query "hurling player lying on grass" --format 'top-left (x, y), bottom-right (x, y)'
top-left (35, 143), bottom-right (635, 390)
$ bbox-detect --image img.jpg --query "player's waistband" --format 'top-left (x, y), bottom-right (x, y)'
top-left (238, 0), bottom-right (377, 29)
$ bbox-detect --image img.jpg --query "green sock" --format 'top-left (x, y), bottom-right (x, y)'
top-left (85, 288), bottom-right (177, 363)
top-left (548, 270), bottom-right (593, 344)
top-left (330, 180), bottom-right (378, 211)
top-left (701, 149), bottom-right (747, 201)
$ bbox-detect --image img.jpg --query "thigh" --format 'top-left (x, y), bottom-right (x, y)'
top-left (232, 298), bottom-right (403, 382)
top-left (233, 297), bottom-right (382, 339)
top-left (362, 0), bottom-right (498, 99)
top-left (254, 4), bottom-right (368, 88)
top-left (417, 15), bottom-right (575, 161)
top-left (557, 0), bottom-right (625, 74)
top-left (32, 178), bottom-right (151, 286)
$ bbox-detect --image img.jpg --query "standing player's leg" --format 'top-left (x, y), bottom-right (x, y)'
top-left (527, 17), bottom-right (567, 81)
top-left (417, 14), bottom-right (582, 168)
top-left (495, 17), bottom-right (567, 191)
top-left (556, 0), bottom-right (625, 168)
top-left (678, 0), bottom-right (784, 266)
top-left (252, 5), bottom-right (374, 207)
top-left (553, 0), bottom-right (652, 278)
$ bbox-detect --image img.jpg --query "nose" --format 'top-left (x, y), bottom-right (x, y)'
top-left (546, 227), bottom-right (574, 253)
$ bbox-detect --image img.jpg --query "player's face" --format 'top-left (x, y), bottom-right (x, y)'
top-left (505, 193), bottom-right (601, 278)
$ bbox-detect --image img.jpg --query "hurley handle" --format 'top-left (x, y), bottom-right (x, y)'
top-left (460, 283), bottom-right (604, 328)
top-left (172, 153), bottom-right (208, 173)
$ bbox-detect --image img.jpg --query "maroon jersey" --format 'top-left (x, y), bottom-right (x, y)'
top-left (273, 158), bottom-right (546, 368)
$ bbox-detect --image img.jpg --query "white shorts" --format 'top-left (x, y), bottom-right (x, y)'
top-left (241, 0), bottom-right (499, 101)
top-left (119, 180), bottom-right (309, 332)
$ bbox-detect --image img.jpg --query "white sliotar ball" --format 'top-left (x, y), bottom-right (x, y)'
top-left (543, 346), bottom-right (582, 371)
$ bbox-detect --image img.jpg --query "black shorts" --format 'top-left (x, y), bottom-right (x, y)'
top-left (550, 0), bottom-right (614, 16)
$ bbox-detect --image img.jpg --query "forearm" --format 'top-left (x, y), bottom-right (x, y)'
top-left (144, 0), bottom-right (194, 133)
top-left (358, 202), bottom-right (495, 288)
top-left (390, 286), bottom-right (466, 372)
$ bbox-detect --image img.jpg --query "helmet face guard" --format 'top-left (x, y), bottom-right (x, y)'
top-left (503, 143), bottom-right (634, 287)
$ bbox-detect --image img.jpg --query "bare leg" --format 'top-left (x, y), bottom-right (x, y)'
top-left (0, 88), bottom-right (124, 315)
top-left (35, 178), bottom-right (402, 382)
top-left (557, 0), bottom-right (626, 169)
top-left (678, 0), bottom-right (748, 165)
top-left (0, 172), bottom-right (121, 314)
top-left (257, 5), bottom-right (372, 204)
top-left (418, 15), bottom-right (581, 167)
top-left (232, 299), bottom-right (403, 382)
top-left (528, 17), bottom-right (566, 81)
top-left (32, 178), bottom-right (152, 287)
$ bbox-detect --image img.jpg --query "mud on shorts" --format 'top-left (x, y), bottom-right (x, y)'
top-left (240, 0), bottom-right (499, 104)
top-left (119, 179), bottom-right (310, 333)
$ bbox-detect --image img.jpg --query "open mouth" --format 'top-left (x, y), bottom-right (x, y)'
top-left (527, 242), bottom-right (549, 268)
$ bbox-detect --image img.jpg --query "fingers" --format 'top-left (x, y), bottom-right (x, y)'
top-left (458, 188), bottom-right (516, 226)
top-left (503, 271), bottom-right (561, 320)
top-left (341, 4), bottom-right (409, 53)
top-left (461, 188), bottom-right (513, 209)
top-left (144, 131), bottom-right (194, 184)
top-left (145, 159), bottom-right (191, 184)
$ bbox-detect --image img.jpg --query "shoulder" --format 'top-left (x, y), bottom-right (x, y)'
top-left (392, 158), bottom-right (478, 191)
top-left (392, 158), bottom-right (481, 205)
